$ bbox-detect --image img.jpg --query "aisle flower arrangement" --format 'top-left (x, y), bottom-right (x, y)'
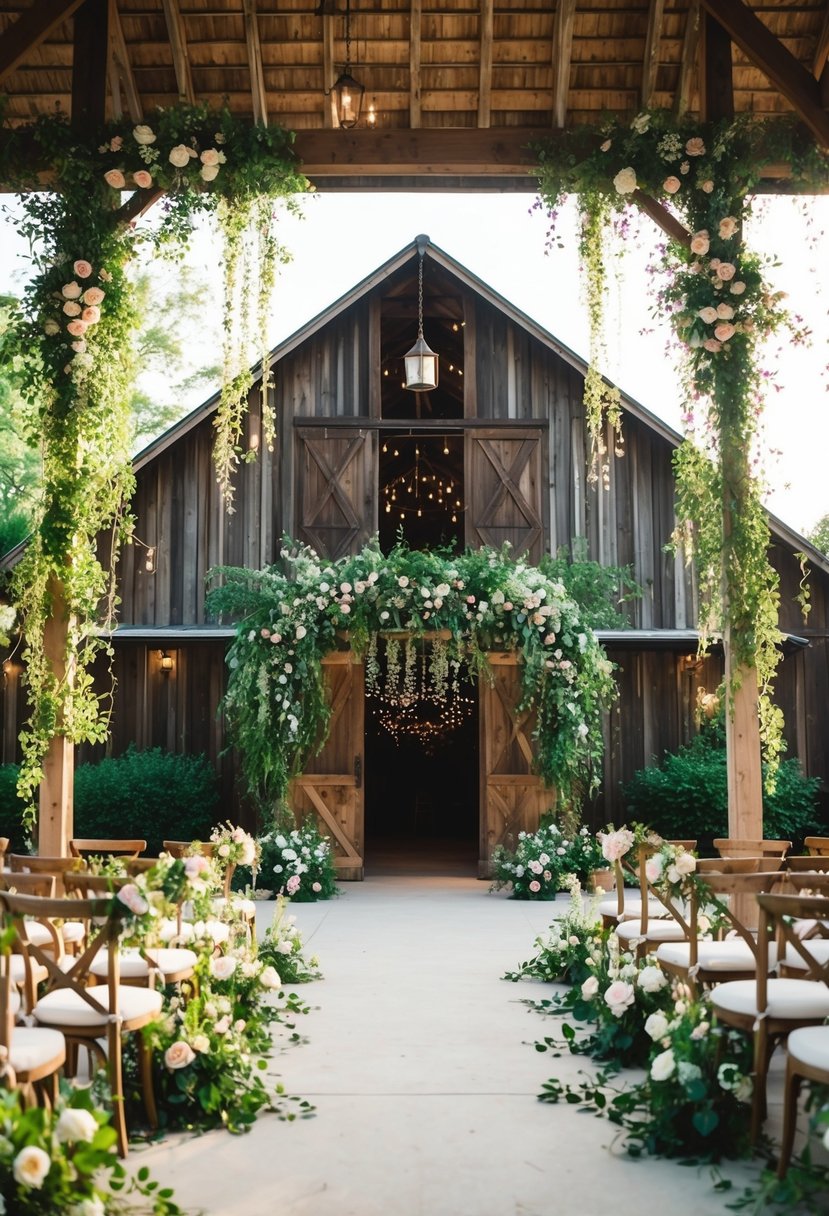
top-left (503, 878), bottom-right (601, 984)
top-left (257, 896), bottom-right (323, 984)
top-left (207, 539), bottom-right (616, 813)
top-left (258, 819), bottom-right (339, 901)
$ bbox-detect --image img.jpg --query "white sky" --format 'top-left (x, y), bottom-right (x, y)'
top-left (2, 190), bottom-right (827, 536)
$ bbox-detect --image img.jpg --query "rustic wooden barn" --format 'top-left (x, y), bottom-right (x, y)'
top-left (4, 233), bottom-right (826, 876)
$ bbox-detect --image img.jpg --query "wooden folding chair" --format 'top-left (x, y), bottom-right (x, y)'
top-left (69, 839), bottom-right (146, 860)
top-left (0, 890), bottom-right (162, 1156)
top-left (803, 836), bottom-right (829, 857)
top-left (163, 839), bottom-right (256, 943)
top-left (714, 838), bottom-right (791, 860)
top-left (6, 856), bottom-right (87, 952)
top-left (0, 928), bottom-right (65, 1109)
top-left (599, 840), bottom-right (696, 931)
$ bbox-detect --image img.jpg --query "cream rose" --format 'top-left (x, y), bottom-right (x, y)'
top-left (13, 1145), bottom-right (51, 1188)
top-left (581, 975), bottom-right (599, 999)
top-left (44, 319), bottom-right (60, 335)
top-left (259, 965), bottom-right (281, 989)
top-left (200, 148), bottom-right (221, 166)
top-left (103, 168), bottom-right (126, 189)
top-left (191, 1034), bottom-right (210, 1053)
top-left (164, 1040), bottom-right (195, 1070)
top-left (168, 144), bottom-right (192, 168)
top-left (718, 216), bottom-right (739, 239)
top-left (714, 322), bottom-right (736, 342)
top-left (716, 262), bottom-right (737, 281)
top-left (612, 166), bottom-right (637, 195)
top-left (200, 164), bottom-right (220, 182)
top-left (689, 230), bottom-right (709, 256)
top-left (73, 259), bottom-right (93, 279)
top-left (63, 300), bottom-right (82, 317)
top-left (133, 124), bottom-right (157, 145)
top-left (703, 338), bottom-right (722, 353)
top-left (663, 176), bottom-right (681, 194)
top-left (730, 280), bottom-right (746, 295)
top-left (132, 169), bottom-right (153, 189)
top-left (650, 1048), bottom-right (676, 1082)
top-left (56, 1105), bottom-right (99, 1143)
top-left (81, 306), bottom-right (101, 325)
top-left (685, 136), bottom-right (706, 156)
top-left (644, 1011), bottom-right (669, 1040)
top-left (701, 179), bottom-right (714, 193)
top-left (697, 306), bottom-right (718, 324)
top-left (62, 281), bottom-right (82, 300)
top-left (716, 303), bottom-right (735, 320)
top-left (210, 954), bottom-right (238, 981)
top-left (82, 286), bottom-right (105, 306)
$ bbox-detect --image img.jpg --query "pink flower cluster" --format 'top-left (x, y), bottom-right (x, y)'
top-left (53, 259), bottom-right (106, 354)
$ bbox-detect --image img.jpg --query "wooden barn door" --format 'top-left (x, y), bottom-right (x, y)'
top-left (295, 426), bottom-right (376, 560)
top-left (465, 428), bottom-right (544, 562)
top-left (478, 653), bottom-right (550, 878)
top-left (290, 653), bottom-right (365, 880)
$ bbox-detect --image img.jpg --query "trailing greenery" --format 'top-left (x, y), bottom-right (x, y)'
top-left (0, 104), bottom-right (307, 836)
top-left (622, 721), bottom-right (821, 849)
top-left (207, 537), bottom-right (617, 813)
top-left (535, 112), bottom-right (829, 776)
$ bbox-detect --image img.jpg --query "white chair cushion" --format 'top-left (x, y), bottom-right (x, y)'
top-left (23, 921), bottom-right (60, 948)
top-left (712, 978), bottom-right (829, 1021)
top-left (10, 1027), bottom-right (65, 1074)
top-left (616, 918), bottom-right (686, 944)
top-left (8, 955), bottom-right (48, 986)
top-left (61, 922), bottom-right (86, 945)
top-left (10, 988), bottom-right (20, 1017)
top-left (781, 939), bottom-right (829, 971)
top-left (787, 1025), bottom-right (829, 1071)
top-left (33, 984), bottom-right (163, 1027)
top-left (657, 940), bottom-right (778, 972)
top-left (598, 897), bottom-right (668, 922)
top-left (88, 947), bottom-right (197, 980)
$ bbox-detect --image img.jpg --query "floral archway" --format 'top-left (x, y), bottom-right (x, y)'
top-left (206, 540), bottom-right (617, 812)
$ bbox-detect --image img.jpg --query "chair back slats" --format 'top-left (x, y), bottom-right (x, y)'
top-left (713, 838), bottom-right (791, 858)
top-left (757, 887), bottom-right (829, 991)
top-left (69, 839), bottom-right (146, 859)
top-left (0, 873), bottom-right (56, 897)
top-left (7, 854), bottom-right (82, 875)
top-left (804, 836), bottom-right (829, 857)
top-left (784, 855), bottom-right (829, 873)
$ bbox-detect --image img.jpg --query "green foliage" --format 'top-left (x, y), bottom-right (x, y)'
top-left (0, 761), bottom-right (27, 849)
top-left (503, 880), bottom-right (602, 984)
top-left (73, 746), bottom-right (218, 856)
top-left (208, 537), bottom-right (617, 813)
top-left (257, 895), bottom-right (323, 983)
top-left (540, 539), bottom-right (641, 628)
top-left (807, 514), bottom-right (829, 557)
top-left (491, 818), bottom-right (605, 899)
top-left (258, 819), bottom-right (339, 902)
top-left (622, 725), bottom-right (821, 848)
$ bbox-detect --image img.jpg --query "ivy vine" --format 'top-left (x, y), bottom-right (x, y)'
top-left (1, 105), bottom-right (307, 831)
top-left (535, 111), bottom-right (829, 775)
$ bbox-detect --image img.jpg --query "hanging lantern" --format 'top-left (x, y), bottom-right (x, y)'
top-left (404, 245), bottom-right (439, 392)
top-left (330, 0), bottom-right (364, 129)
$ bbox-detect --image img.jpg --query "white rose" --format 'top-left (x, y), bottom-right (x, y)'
top-left (673, 851), bottom-right (696, 876)
top-left (637, 966), bottom-right (667, 993)
top-left (650, 1049), bottom-right (676, 1082)
top-left (191, 1034), bottom-right (210, 1053)
top-left (200, 148), bottom-right (220, 166)
top-left (210, 955), bottom-right (238, 981)
top-left (259, 965), bottom-right (281, 989)
top-left (69, 1198), bottom-right (106, 1216)
top-left (133, 124), bottom-right (157, 145)
top-left (168, 144), bottom-right (192, 168)
top-left (55, 1105), bottom-right (99, 1143)
top-left (200, 163), bottom-right (220, 182)
top-left (644, 1011), bottom-right (669, 1040)
top-left (612, 166), bottom-right (637, 194)
top-left (13, 1145), bottom-right (51, 1188)
top-left (581, 975), bottom-right (599, 999)
top-left (164, 1040), bottom-right (195, 1070)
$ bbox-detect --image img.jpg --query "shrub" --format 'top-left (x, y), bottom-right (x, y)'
top-left (623, 725), bottom-right (822, 851)
top-left (257, 817), bottom-right (338, 901)
top-left (0, 763), bottom-right (27, 850)
top-left (74, 746), bottom-right (218, 856)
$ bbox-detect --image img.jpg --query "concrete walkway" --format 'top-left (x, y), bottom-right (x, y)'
top-left (140, 876), bottom-right (757, 1216)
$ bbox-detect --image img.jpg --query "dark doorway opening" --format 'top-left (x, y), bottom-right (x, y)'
top-left (364, 677), bottom-right (479, 876)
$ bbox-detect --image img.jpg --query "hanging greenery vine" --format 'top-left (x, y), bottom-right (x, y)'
top-left (206, 538), bottom-right (617, 813)
top-left (0, 104), bottom-right (308, 830)
top-left (535, 111), bottom-right (829, 773)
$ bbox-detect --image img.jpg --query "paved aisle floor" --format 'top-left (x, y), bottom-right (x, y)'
top-left (140, 877), bottom-right (755, 1216)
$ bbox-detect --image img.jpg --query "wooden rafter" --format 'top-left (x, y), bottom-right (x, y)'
top-left (410, 0), bottom-right (422, 129)
top-left (108, 0), bottom-right (143, 124)
top-left (551, 0), bottom-right (577, 128)
top-left (632, 189), bottom-right (691, 246)
top-left (815, 3), bottom-right (829, 78)
top-left (72, 0), bottom-right (109, 130)
top-left (700, 0), bottom-right (829, 147)
top-left (674, 0), bottom-right (701, 118)
top-left (160, 0), bottom-right (195, 104)
top-left (478, 0), bottom-right (494, 129)
top-left (243, 0), bottom-right (268, 125)
top-left (322, 9), bottom-right (336, 128)
top-left (700, 6), bottom-right (734, 122)
top-left (0, 0), bottom-right (85, 85)
top-left (641, 0), bottom-right (666, 110)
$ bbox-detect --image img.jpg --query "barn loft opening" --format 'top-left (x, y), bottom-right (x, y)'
top-left (364, 657), bottom-right (479, 877)
top-left (378, 257), bottom-right (466, 553)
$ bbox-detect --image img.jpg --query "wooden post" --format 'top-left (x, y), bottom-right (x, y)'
top-left (38, 578), bottom-right (74, 856)
top-left (724, 651), bottom-right (764, 838)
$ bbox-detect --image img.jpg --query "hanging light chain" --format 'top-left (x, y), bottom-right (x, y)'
top-left (417, 249), bottom-right (425, 339)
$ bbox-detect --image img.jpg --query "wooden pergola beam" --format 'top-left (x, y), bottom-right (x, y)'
top-left (160, 0), bottom-right (195, 103)
top-left (641, 0), bottom-right (666, 110)
top-left (72, 0), bottom-right (109, 133)
top-left (674, 0), bottom-right (701, 118)
top-left (243, 0), bottom-right (268, 126)
top-left (700, 0), bottom-right (829, 148)
top-left (700, 7), bottom-right (734, 122)
top-left (108, 0), bottom-right (143, 124)
top-left (478, 0), bottom-right (494, 129)
top-left (632, 189), bottom-right (691, 245)
top-left (551, 0), bottom-right (577, 128)
top-left (815, 2), bottom-right (829, 78)
top-left (409, 0), bottom-right (422, 129)
top-left (0, 0), bottom-right (84, 85)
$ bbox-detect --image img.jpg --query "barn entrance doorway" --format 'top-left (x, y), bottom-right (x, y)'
top-left (363, 672), bottom-right (479, 877)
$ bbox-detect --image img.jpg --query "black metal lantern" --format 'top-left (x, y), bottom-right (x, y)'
top-left (404, 244), bottom-right (439, 392)
top-left (331, 0), bottom-right (364, 129)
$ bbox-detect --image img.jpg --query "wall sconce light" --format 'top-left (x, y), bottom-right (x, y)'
top-left (159, 650), bottom-right (174, 674)
top-left (404, 236), bottom-right (439, 392)
top-left (328, 0), bottom-right (364, 129)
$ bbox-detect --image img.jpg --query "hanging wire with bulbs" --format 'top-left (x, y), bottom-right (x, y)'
top-left (381, 435), bottom-right (463, 526)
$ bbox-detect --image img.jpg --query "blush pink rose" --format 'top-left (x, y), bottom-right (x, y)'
top-left (286, 875), bottom-right (301, 896)
top-left (81, 305), bottom-right (101, 324)
top-left (73, 259), bottom-right (93, 279)
top-left (62, 281), bottom-right (82, 300)
top-left (663, 176), bottom-right (681, 194)
top-left (685, 137), bottom-right (706, 156)
top-left (117, 882), bottom-right (149, 916)
top-left (730, 280), bottom-right (746, 295)
top-left (714, 322), bottom-right (735, 342)
top-left (104, 168), bottom-right (126, 189)
top-left (66, 319), bottom-right (88, 337)
top-left (716, 262), bottom-right (737, 281)
top-left (718, 216), bottom-right (739, 239)
top-left (82, 286), bottom-right (105, 306)
top-left (701, 179), bottom-right (714, 193)
top-left (697, 306), bottom-right (718, 324)
top-left (528, 880), bottom-right (541, 893)
top-left (689, 230), bottom-right (709, 255)
top-left (716, 303), bottom-right (735, 320)
top-left (164, 1041), bottom-right (195, 1070)
top-left (132, 169), bottom-right (153, 189)
top-left (604, 980), bottom-right (636, 1016)
top-left (63, 300), bottom-right (81, 317)
top-left (703, 338), bottom-right (722, 353)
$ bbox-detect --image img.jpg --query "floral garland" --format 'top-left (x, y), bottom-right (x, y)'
top-left (535, 112), bottom-right (829, 772)
top-left (206, 538), bottom-right (617, 813)
top-left (1, 106), bottom-right (307, 832)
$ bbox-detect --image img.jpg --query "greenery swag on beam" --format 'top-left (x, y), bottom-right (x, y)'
top-left (1, 105), bottom-right (308, 834)
top-left (534, 112), bottom-right (829, 805)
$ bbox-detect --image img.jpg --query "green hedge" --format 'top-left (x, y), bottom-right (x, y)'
top-left (0, 747), bottom-right (219, 855)
top-left (623, 726), bottom-right (822, 852)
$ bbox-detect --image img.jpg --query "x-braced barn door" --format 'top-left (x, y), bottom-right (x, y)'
top-left (479, 653), bottom-right (550, 878)
top-left (466, 428), bottom-right (544, 562)
top-left (290, 653), bottom-right (365, 880)
top-left (295, 427), bottom-right (376, 560)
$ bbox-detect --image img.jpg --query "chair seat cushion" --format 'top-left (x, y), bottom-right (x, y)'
top-left (657, 940), bottom-right (777, 972)
top-left (598, 897), bottom-right (668, 922)
top-left (23, 919), bottom-right (85, 949)
top-left (10, 1027), bottom-right (66, 1075)
top-left (782, 939), bottom-right (829, 970)
top-left (88, 947), bottom-right (197, 979)
top-left (33, 984), bottom-right (163, 1027)
top-left (9, 954), bottom-right (48, 986)
top-left (787, 1025), bottom-right (829, 1071)
top-left (711, 978), bottom-right (829, 1020)
top-left (61, 922), bottom-right (86, 945)
top-left (23, 921), bottom-right (60, 949)
top-left (616, 918), bottom-right (686, 944)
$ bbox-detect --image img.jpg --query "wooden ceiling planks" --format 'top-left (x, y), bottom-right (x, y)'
top-left (0, 1), bottom-right (827, 181)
